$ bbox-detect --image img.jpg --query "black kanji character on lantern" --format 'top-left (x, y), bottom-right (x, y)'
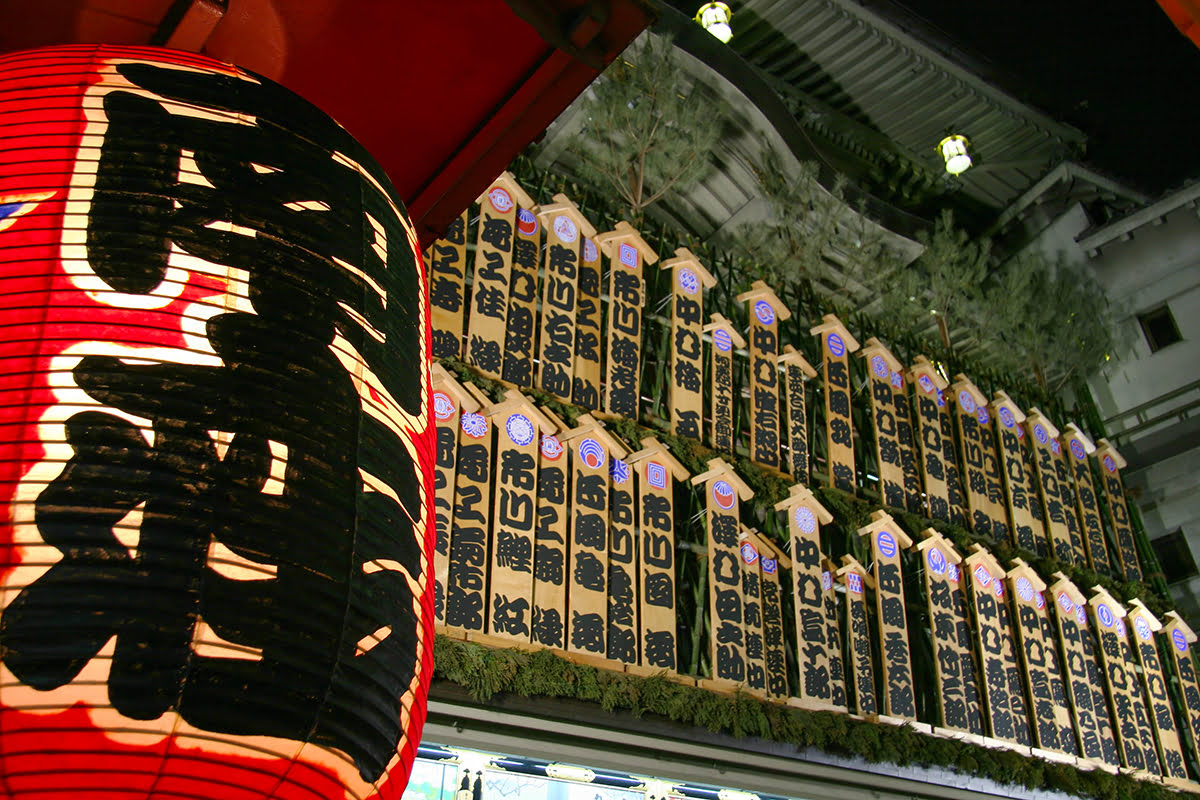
top-left (0, 60), bottom-right (426, 783)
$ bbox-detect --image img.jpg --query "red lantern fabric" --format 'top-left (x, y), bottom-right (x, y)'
top-left (0, 45), bottom-right (435, 799)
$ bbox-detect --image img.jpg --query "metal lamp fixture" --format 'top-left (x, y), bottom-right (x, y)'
top-left (938, 134), bottom-right (972, 175)
top-left (695, 2), bottom-right (734, 43)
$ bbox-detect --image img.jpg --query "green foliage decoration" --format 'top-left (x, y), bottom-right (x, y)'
top-left (432, 635), bottom-right (1196, 800)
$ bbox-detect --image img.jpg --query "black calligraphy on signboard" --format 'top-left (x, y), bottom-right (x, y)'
top-left (711, 331), bottom-right (736, 453)
top-left (532, 432), bottom-right (569, 649)
top-left (1165, 627), bottom-right (1200, 773)
top-left (429, 211), bottom-right (468, 359)
top-left (844, 570), bottom-right (877, 716)
top-left (637, 457), bottom-right (677, 670)
top-left (823, 334), bottom-right (855, 492)
top-left (1065, 435), bottom-right (1113, 574)
top-left (670, 266), bottom-right (706, 441)
top-left (573, 239), bottom-right (603, 410)
top-left (569, 436), bottom-right (609, 655)
top-left (538, 217), bottom-right (580, 401)
top-left (1053, 590), bottom-right (1108, 762)
top-left (995, 415), bottom-right (1041, 555)
top-left (605, 241), bottom-right (644, 419)
top-left (760, 554), bottom-right (788, 698)
top-left (1129, 614), bottom-right (1188, 779)
top-left (1098, 455), bottom-right (1143, 582)
top-left (608, 458), bottom-right (639, 664)
top-left (912, 377), bottom-right (951, 522)
top-left (790, 506), bottom-right (835, 706)
top-left (707, 480), bottom-right (746, 683)
top-left (432, 389), bottom-right (462, 624)
top-left (502, 209), bottom-right (541, 388)
top-left (747, 300), bottom-right (781, 469)
top-left (467, 185), bottom-right (516, 377)
top-left (784, 363), bottom-right (810, 482)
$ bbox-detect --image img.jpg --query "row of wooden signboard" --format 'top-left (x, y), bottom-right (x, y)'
top-left (430, 364), bottom-right (1198, 788)
top-left (425, 172), bottom-right (1144, 585)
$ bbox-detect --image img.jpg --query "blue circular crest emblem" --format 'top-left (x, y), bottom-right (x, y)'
top-left (678, 267), bottom-right (699, 296)
top-left (794, 506), bottom-right (817, 534)
top-left (1174, 628), bottom-right (1189, 652)
top-left (713, 328), bottom-right (732, 352)
top-left (999, 407), bottom-right (1015, 428)
top-left (754, 300), bottom-right (775, 326)
top-left (927, 547), bottom-right (946, 575)
top-left (506, 413), bottom-right (534, 447)
top-left (877, 531), bottom-right (896, 558)
top-left (958, 390), bottom-right (975, 414)
top-left (871, 355), bottom-right (888, 379)
top-left (1070, 438), bottom-right (1086, 460)
top-left (827, 333), bottom-right (845, 358)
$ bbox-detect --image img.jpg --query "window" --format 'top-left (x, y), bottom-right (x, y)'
top-left (1151, 529), bottom-right (1198, 584)
top-left (1138, 305), bottom-right (1182, 353)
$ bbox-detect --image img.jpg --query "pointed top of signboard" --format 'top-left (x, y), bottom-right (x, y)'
top-left (950, 375), bottom-right (988, 410)
top-left (1006, 558), bottom-right (1047, 594)
top-left (1087, 585), bottom-right (1127, 618)
top-left (914, 528), bottom-right (963, 563)
top-left (704, 312), bottom-right (747, 349)
top-left (557, 413), bottom-right (630, 458)
top-left (1062, 423), bottom-right (1097, 455)
top-left (964, 543), bottom-right (1004, 579)
top-left (431, 363), bottom-right (483, 414)
top-left (1048, 571), bottom-right (1087, 607)
top-left (837, 554), bottom-right (876, 588)
top-left (690, 456), bottom-right (754, 501)
top-left (778, 345), bottom-right (818, 379)
top-left (1093, 438), bottom-right (1128, 471)
top-left (989, 390), bottom-right (1027, 424)
top-left (1164, 611), bottom-right (1198, 644)
top-left (750, 528), bottom-right (792, 569)
top-left (625, 436), bottom-right (691, 482)
top-left (489, 388), bottom-right (561, 434)
top-left (736, 280), bottom-right (792, 321)
top-left (1126, 599), bottom-right (1163, 632)
top-left (809, 313), bottom-right (860, 352)
top-left (774, 483), bottom-right (833, 524)
top-left (859, 337), bottom-right (904, 375)
top-left (595, 220), bottom-right (659, 265)
top-left (476, 171), bottom-right (536, 210)
top-left (906, 355), bottom-right (948, 392)
top-left (1024, 407), bottom-right (1060, 441)
top-left (856, 509), bottom-right (913, 549)
top-left (660, 247), bottom-right (717, 288)
top-left (534, 193), bottom-right (597, 239)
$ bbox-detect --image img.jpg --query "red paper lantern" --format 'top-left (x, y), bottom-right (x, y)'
top-left (0, 45), bottom-right (435, 799)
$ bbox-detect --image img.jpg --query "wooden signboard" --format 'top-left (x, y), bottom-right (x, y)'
top-left (428, 209), bottom-right (469, 359)
top-left (779, 345), bottom-right (817, 482)
top-left (1127, 600), bottom-right (1190, 782)
top-left (1094, 439), bottom-right (1144, 582)
top-left (952, 376), bottom-right (1008, 542)
top-left (739, 281), bottom-right (791, 470)
top-left (821, 556), bottom-right (849, 710)
top-left (964, 545), bottom-right (1027, 744)
top-left (991, 557), bottom-right (1033, 748)
top-left (914, 528), bottom-right (983, 735)
top-left (857, 510), bottom-right (915, 719)
top-left (990, 392), bottom-right (1043, 554)
top-left (536, 194), bottom-right (597, 401)
top-left (755, 532), bottom-right (792, 699)
top-left (559, 414), bottom-right (629, 659)
top-left (1025, 408), bottom-right (1075, 564)
top-left (837, 555), bottom-right (877, 716)
top-left (532, 408), bottom-right (572, 649)
top-left (691, 458), bottom-right (755, 686)
top-left (1161, 613), bottom-right (1200, 776)
top-left (446, 391), bottom-right (500, 633)
top-left (1047, 573), bottom-right (1117, 766)
top-left (597, 221), bottom-right (659, 419)
top-left (662, 248), bottom-right (717, 440)
top-left (860, 339), bottom-right (908, 510)
top-left (1006, 559), bottom-right (1074, 755)
top-left (1061, 424), bottom-right (1113, 574)
top-left (1051, 433), bottom-right (1089, 568)
top-left (466, 173), bottom-right (534, 377)
top-left (907, 357), bottom-right (957, 523)
top-left (1088, 588), bottom-right (1161, 774)
top-left (501, 204), bottom-right (542, 388)
top-left (626, 437), bottom-right (691, 673)
top-left (811, 314), bottom-right (861, 493)
top-left (776, 486), bottom-right (843, 710)
top-left (431, 365), bottom-right (482, 625)
top-left (891, 359), bottom-right (923, 514)
top-left (607, 452), bottom-right (639, 664)
top-left (486, 391), bottom-right (559, 644)
top-left (705, 313), bottom-right (745, 454)
top-left (738, 526), bottom-right (768, 693)
top-left (573, 235), bottom-right (603, 410)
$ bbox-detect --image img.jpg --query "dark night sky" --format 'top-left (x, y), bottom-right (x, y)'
top-left (880, 0), bottom-right (1200, 195)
